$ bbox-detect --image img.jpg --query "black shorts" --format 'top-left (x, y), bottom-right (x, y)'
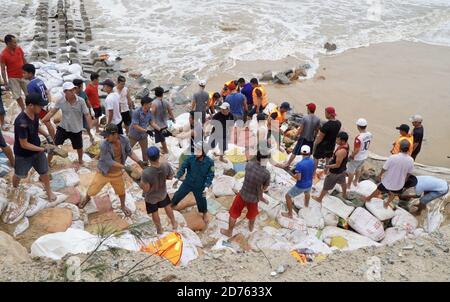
top-left (293, 138), bottom-right (314, 155)
top-left (93, 107), bottom-right (102, 118)
top-left (116, 122), bottom-right (124, 135)
top-left (154, 128), bottom-right (167, 144)
top-left (377, 175), bottom-right (417, 195)
top-left (54, 127), bottom-right (83, 149)
top-left (121, 111), bottom-right (132, 126)
top-left (313, 145), bottom-right (334, 160)
top-left (145, 195), bottom-right (171, 214)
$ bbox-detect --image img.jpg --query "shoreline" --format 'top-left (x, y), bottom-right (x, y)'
top-left (203, 41), bottom-right (450, 168)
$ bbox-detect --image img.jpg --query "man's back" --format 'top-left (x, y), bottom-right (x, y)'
top-left (240, 161), bottom-right (270, 203)
top-left (193, 90), bottom-right (209, 113)
top-left (27, 77), bottom-right (48, 104)
top-left (105, 92), bottom-right (122, 125)
top-left (225, 93), bottom-right (245, 116)
top-left (300, 114), bottom-right (320, 141)
top-left (153, 98), bottom-right (170, 129)
top-left (382, 153), bottom-right (414, 191)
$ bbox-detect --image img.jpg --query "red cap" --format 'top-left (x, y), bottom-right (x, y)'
top-left (325, 106), bottom-right (336, 116)
top-left (227, 82), bottom-right (236, 91)
top-left (306, 103), bottom-right (316, 112)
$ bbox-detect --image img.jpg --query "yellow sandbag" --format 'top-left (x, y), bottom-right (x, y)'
top-left (225, 147), bottom-right (247, 163)
top-left (330, 236), bottom-right (348, 249)
top-left (234, 171), bottom-right (245, 179)
top-left (141, 232), bottom-right (183, 266)
top-left (271, 150), bottom-right (287, 162)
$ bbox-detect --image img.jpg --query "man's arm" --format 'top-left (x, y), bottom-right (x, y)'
top-left (293, 172), bottom-right (302, 181)
top-left (351, 139), bottom-right (361, 160)
top-left (38, 126), bottom-right (50, 137)
top-left (84, 113), bottom-right (93, 129)
top-left (176, 157), bottom-right (189, 180)
top-left (140, 177), bottom-right (150, 193)
top-left (107, 110), bottom-right (113, 124)
top-left (243, 98), bottom-right (248, 112)
top-left (204, 162), bottom-right (215, 188)
top-left (127, 90), bottom-right (134, 110)
top-left (129, 151), bottom-right (141, 164)
top-left (1, 61), bottom-right (8, 88)
top-left (191, 98), bottom-right (196, 111)
top-left (314, 130), bottom-right (325, 151)
top-left (41, 108), bottom-right (59, 123)
top-left (296, 124), bottom-right (304, 138)
top-left (19, 138), bottom-right (45, 152)
top-left (167, 102), bottom-right (175, 122)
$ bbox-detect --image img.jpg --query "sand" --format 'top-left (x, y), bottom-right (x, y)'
top-left (206, 41), bottom-right (450, 168)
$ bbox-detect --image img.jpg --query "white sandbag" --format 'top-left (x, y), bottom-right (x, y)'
top-left (322, 195), bottom-right (355, 219)
top-left (0, 163), bottom-right (11, 177)
top-left (259, 194), bottom-right (282, 219)
top-left (31, 228), bottom-right (140, 260)
top-left (424, 197), bottom-right (446, 233)
top-left (233, 178), bottom-right (244, 193)
top-left (381, 227), bottom-right (407, 245)
top-left (70, 220), bottom-right (85, 230)
top-left (0, 196), bottom-right (7, 216)
top-left (68, 152), bottom-right (92, 163)
top-left (321, 207), bottom-right (339, 227)
top-left (350, 180), bottom-right (377, 197)
top-left (276, 213), bottom-right (307, 232)
top-left (26, 196), bottom-right (48, 217)
top-left (13, 217), bottom-right (30, 237)
top-left (179, 227), bottom-right (203, 267)
top-left (293, 195), bottom-right (321, 209)
top-left (320, 226), bottom-right (381, 251)
top-left (348, 207), bottom-right (385, 242)
top-left (212, 175), bottom-right (236, 197)
top-left (391, 207), bottom-right (418, 232)
top-left (293, 235), bottom-right (333, 254)
top-left (365, 198), bottom-right (395, 221)
top-left (1, 187), bottom-right (30, 224)
top-left (248, 230), bottom-right (293, 251)
top-left (67, 63), bottom-right (83, 76)
top-left (46, 192), bottom-right (68, 208)
top-left (52, 168), bottom-right (80, 188)
top-left (298, 206), bottom-right (325, 229)
top-left (56, 203), bottom-right (81, 221)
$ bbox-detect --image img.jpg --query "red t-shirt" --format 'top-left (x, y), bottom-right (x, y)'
top-left (0, 47), bottom-right (25, 78)
top-left (85, 83), bottom-right (100, 108)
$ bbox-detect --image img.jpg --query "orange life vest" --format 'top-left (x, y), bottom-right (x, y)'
top-left (391, 134), bottom-right (414, 155)
top-left (270, 107), bottom-right (286, 125)
top-left (252, 85), bottom-right (267, 108)
top-left (141, 232), bottom-right (183, 266)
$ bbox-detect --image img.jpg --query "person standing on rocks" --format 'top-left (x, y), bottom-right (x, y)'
top-left (128, 95), bottom-right (153, 163)
top-left (73, 79), bottom-right (95, 143)
top-left (102, 79), bottom-right (123, 134)
top-left (314, 131), bottom-right (349, 203)
top-left (410, 114), bottom-right (424, 161)
top-left (283, 145), bottom-right (315, 217)
top-left (13, 93), bottom-right (55, 202)
top-left (313, 106), bottom-right (341, 173)
top-left (248, 78), bottom-right (267, 117)
top-left (224, 81), bottom-right (247, 145)
top-left (346, 118), bottom-right (373, 188)
top-left (1, 34), bottom-right (27, 113)
top-left (391, 124), bottom-right (414, 156)
top-left (191, 80), bottom-right (209, 123)
top-left (79, 123), bottom-right (144, 216)
top-left (43, 82), bottom-right (92, 168)
top-left (401, 175), bottom-right (449, 216)
top-left (365, 140), bottom-right (415, 208)
top-left (22, 63), bottom-right (55, 142)
top-left (140, 146), bottom-right (178, 234)
top-left (84, 72), bottom-right (102, 133)
top-left (280, 102), bottom-right (320, 169)
top-left (207, 102), bottom-right (234, 163)
top-left (171, 142), bottom-right (215, 226)
top-left (220, 150), bottom-right (271, 237)
top-left (114, 75), bottom-right (134, 135)
top-left (150, 86), bottom-right (176, 154)
top-left (238, 78), bottom-right (254, 115)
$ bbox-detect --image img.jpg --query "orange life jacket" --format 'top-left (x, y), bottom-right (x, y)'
top-left (391, 134), bottom-right (414, 155)
top-left (252, 85), bottom-right (268, 108)
top-left (270, 107), bottom-right (286, 125)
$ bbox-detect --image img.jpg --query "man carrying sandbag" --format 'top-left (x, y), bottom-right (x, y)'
top-left (171, 141), bottom-right (215, 226)
top-left (78, 124), bottom-right (144, 216)
top-left (220, 150), bottom-right (271, 237)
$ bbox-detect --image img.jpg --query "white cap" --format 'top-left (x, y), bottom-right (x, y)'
top-left (62, 82), bottom-right (76, 91)
top-left (356, 118), bottom-right (368, 127)
top-left (199, 80), bottom-right (206, 87)
top-left (219, 102), bottom-right (230, 110)
top-left (409, 114), bottom-right (423, 123)
top-left (300, 145), bottom-right (311, 154)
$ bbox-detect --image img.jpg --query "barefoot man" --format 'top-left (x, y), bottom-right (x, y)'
top-left (140, 146), bottom-right (178, 234)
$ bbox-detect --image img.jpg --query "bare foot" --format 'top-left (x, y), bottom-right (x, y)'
top-left (281, 212), bottom-right (293, 219)
top-left (220, 228), bottom-right (232, 237)
top-left (121, 206), bottom-right (132, 217)
top-left (312, 196), bottom-right (322, 203)
top-left (203, 215), bottom-right (210, 229)
top-left (156, 226), bottom-right (163, 235)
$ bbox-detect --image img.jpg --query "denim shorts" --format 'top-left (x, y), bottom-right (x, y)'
top-left (287, 185), bottom-right (311, 197)
top-left (14, 152), bottom-right (49, 178)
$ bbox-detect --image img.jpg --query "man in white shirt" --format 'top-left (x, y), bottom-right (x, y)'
top-left (102, 79), bottom-right (123, 134)
top-left (114, 75), bottom-right (134, 135)
top-left (347, 118), bottom-right (373, 188)
top-left (365, 140), bottom-right (414, 208)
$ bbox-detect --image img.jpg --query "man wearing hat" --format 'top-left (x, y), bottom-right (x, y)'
top-left (313, 106), bottom-right (342, 171)
top-left (43, 82), bottom-right (92, 167)
top-left (410, 114), bottom-right (424, 161)
top-left (283, 145), bottom-right (315, 218)
top-left (140, 146), bottom-right (178, 234)
top-left (281, 102), bottom-right (320, 169)
top-left (101, 79), bottom-right (123, 135)
top-left (79, 123), bottom-right (144, 216)
top-left (391, 123), bottom-right (414, 156)
top-left (366, 140), bottom-right (415, 208)
top-left (208, 102), bottom-right (234, 163)
top-left (13, 93), bottom-right (55, 202)
top-left (347, 118), bottom-right (373, 188)
top-left (171, 141), bottom-right (215, 226)
top-left (191, 80), bottom-right (209, 124)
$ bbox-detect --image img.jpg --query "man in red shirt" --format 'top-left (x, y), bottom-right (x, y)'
top-left (1, 34), bottom-right (27, 112)
top-left (84, 72), bottom-right (102, 133)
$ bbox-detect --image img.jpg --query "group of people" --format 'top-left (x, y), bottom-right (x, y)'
top-left (0, 33), bottom-right (448, 238)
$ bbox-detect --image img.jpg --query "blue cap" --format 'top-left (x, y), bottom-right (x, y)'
top-left (280, 102), bottom-right (291, 110)
top-left (147, 146), bottom-right (160, 159)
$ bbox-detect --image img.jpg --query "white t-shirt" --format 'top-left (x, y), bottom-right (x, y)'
top-left (354, 131), bottom-right (373, 161)
top-left (381, 153), bottom-right (414, 191)
top-left (114, 86), bottom-right (129, 113)
top-left (105, 92), bottom-right (122, 125)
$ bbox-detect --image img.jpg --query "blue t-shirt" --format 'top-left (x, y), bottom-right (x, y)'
top-left (415, 176), bottom-right (449, 195)
top-left (225, 93), bottom-right (246, 116)
top-left (129, 107), bottom-right (152, 140)
top-left (240, 83), bottom-right (253, 105)
top-left (295, 157), bottom-right (314, 189)
top-left (27, 77), bottom-right (49, 106)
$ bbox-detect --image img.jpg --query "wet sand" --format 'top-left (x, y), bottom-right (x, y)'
top-left (207, 41), bottom-right (450, 168)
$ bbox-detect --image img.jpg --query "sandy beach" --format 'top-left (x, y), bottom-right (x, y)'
top-left (206, 41), bottom-right (450, 168)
